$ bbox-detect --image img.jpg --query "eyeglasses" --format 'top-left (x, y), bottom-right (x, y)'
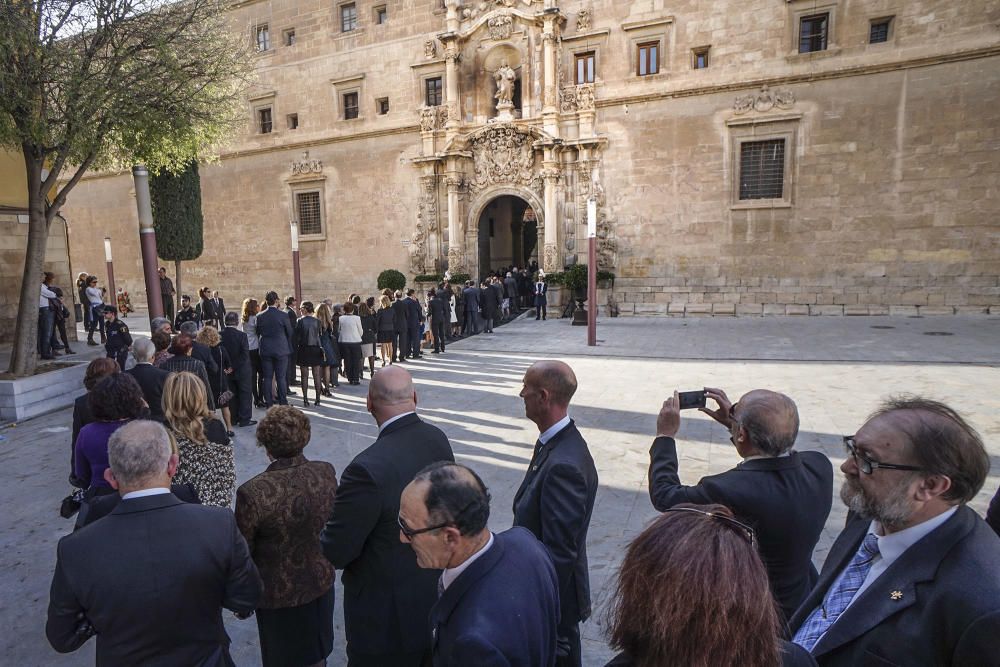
top-left (397, 514), bottom-right (451, 540)
top-left (843, 436), bottom-right (925, 475)
top-left (663, 507), bottom-right (755, 546)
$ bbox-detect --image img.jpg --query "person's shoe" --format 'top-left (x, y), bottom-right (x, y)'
top-left (226, 430), bottom-right (235, 437)
top-left (40, 355), bottom-right (55, 360)
top-left (314, 399), bottom-right (321, 406)
top-left (535, 317), bottom-right (540, 320)
top-left (237, 420), bottom-right (258, 427)
top-left (65, 348), bottom-right (75, 354)
top-left (303, 398), bottom-right (310, 407)
top-left (432, 349), bottom-right (440, 354)
top-left (87, 338), bottom-right (98, 346)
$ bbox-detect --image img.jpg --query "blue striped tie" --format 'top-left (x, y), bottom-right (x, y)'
top-left (793, 533), bottom-right (880, 652)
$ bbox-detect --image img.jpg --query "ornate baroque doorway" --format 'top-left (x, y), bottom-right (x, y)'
top-left (476, 195), bottom-right (537, 277)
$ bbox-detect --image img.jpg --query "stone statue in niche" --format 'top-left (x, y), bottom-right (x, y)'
top-left (493, 59), bottom-right (517, 121)
top-left (424, 40), bottom-right (437, 59)
top-left (576, 9), bottom-right (591, 31)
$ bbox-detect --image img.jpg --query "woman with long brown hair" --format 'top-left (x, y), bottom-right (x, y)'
top-left (316, 302), bottom-right (338, 395)
top-left (241, 298), bottom-right (264, 408)
top-left (605, 504), bottom-right (816, 667)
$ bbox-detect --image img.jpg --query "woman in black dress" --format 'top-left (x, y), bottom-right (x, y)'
top-left (375, 295), bottom-right (395, 367)
top-left (195, 325), bottom-right (233, 436)
top-left (358, 300), bottom-right (378, 378)
top-left (294, 301), bottom-right (325, 407)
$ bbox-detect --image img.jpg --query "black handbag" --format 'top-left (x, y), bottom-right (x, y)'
top-left (60, 488), bottom-right (86, 519)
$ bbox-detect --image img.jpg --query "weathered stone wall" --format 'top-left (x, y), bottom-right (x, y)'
top-left (57, 0), bottom-right (1000, 315)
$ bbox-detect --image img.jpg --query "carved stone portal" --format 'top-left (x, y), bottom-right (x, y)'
top-left (467, 125), bottom-right (541, 197)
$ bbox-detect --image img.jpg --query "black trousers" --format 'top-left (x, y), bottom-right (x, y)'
top-left (556, 622), bottom-right (582, 667)
top-left (342, 343), bottom-right (363, 382)
top-left (162, 295), bottom-right (175, 322)
top-left (230, 367), bottom-right (253, 423)
top-left (249, 349), bottom-right (263, 404)
top-left (261, 353), bottom-right (288, 406)
top-left (536, 303), bottom-right (547, 319)
top-left (286, 347), bottom-right (297, 385)
top-left (392, 330), bottom-right (408, 362)
top-left (408, 326), bottom-right (421, 357)
top-left (432, 319), bottom-right (447, 352)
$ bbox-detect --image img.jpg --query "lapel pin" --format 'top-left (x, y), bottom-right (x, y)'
top-left (890, 590), bottom-right (903, 600)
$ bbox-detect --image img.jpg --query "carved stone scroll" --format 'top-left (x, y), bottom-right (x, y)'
top-left (733, 85), bottom-right (795, 114)
top-left (467, 125), bottom-right (541, 196)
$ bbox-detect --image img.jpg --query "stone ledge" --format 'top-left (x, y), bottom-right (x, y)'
top-left (0, 361), bottom-right (87, 422)
top-left (809, 305), bottom-right (844, 316)
top-left (785, 305), bottom-right (810, 316)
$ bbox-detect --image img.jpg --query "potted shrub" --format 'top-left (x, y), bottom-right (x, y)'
top-left (377, 269), bottom-right (406, 293)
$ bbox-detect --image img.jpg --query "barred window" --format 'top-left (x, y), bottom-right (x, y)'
top-left (257, 107), bottom-right (272, 134)
top-left (799, 14), bottom-right (828, 53)
top-left (425, 77), bottom-right (443, 107)
top-left (343, 92), bottom-right (359, 119)
top-left (341, 3), bottom-right (357, 32)
top-left (297, 192), bottom-right (323, 235)
top-left (739, 139), bottom-right (785, 200)
top-left (869, 19), bottom-right (891, 44)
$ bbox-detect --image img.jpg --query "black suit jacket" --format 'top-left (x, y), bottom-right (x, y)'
top-left (46, 493), bottom-right (262, 667)
top-left (256, 306), bottom-right (293, 358)
top-left (125, 363), bottom-right (171, 420)
top-left (431, 527), bottom-right (559, 667)
top-left (648, 437), bottom-right (833, 621)
top-left (74, 483), bottom-right (201, 530)
top-left (481, 285), bottom-right (500, 318)
top-left (406, 297), bottom-right (424, 327)
top-left (220, 327), bottom-right (251, 378)
top-left (191, 340), bottom-right (219, 376)
top-left (428, 295), bottom-right (447, 323)
top-left (462, 287), bottom-right (480, 312)
top-left (788, 506), bottom-right (1000, 667)
top-left (391, 298), bottom-right (410, 331)
top-left (512, 420), bottom-right (598, 636)
top-left (320, 413), bottom-right (454, 659)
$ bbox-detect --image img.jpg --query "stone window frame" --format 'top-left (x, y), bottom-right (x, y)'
top-left (787, 1), bottom-right (840, 59)
top-left (339, 2), bottom-right (358, 33)
top-left (376, 97), bottom-right (390, 115)
top-left (286, 113), bottom-right (299, 130)
top-left (374, 5), bottom-right (387, 25)
top-left (283, 28), bottom-right (296, 47)
top-left (290, 181), bottom-right (327, 241)
top-left (416, 69), bottom-right (445, 109)
top-left (331, 74), bottom-right (365, 122)
top-left (574, 51), bottom-right (596, 84)
top-left (692, 46), bottom-right (710, 70)
top-left (622, 18), bottom-right (673, 79)
top-left (254, 23), bottom-right (271, 52)
top-left (424, 76), bottom-right (443, 107)
top-left (248, 91), bottom-right (277, 136)
top-left (727, 114), bottom-right (801, 210)
top-left (868, 15), bottom-right (895, 46)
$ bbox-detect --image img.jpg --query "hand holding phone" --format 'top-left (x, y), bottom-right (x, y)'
top-left (656, 391), bottom-right (682, 438)
top-left (677, 390), bottom-right (707, 410)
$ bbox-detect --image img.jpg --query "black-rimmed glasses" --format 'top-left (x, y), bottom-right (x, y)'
top-left (843, 436), bottom-right (925, 475)
top-left (397, 514), bottom-right (451, 540)
top-left (663, 507), bottom-right (755, 546)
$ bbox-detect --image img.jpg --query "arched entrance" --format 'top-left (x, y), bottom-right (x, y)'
top-left (476, 195), bottom-right (537, 278)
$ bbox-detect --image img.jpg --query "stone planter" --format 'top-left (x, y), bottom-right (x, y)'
top-left (547, 285), bottom-right (565, 310)
top-left (0, 361), bottom-right (87, 422)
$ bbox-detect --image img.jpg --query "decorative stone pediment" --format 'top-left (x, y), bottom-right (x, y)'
top-left (463, 123), bottom-right (542, 196)
top-left (733, 85), bottom-right (795, 114)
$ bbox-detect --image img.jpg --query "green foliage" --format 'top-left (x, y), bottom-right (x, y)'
top-left (597, 270), bottom-right (616, 284)
top-left (448, 273), bottom-right (471, 285)
top-left (377, 269), bottom-right (406, 292)
top-left (413, 273), bottom-right (443, 283)
top-left (546, 266), bottom-right (616, 291)
top-left (151, 161), bottom-right (204, 262)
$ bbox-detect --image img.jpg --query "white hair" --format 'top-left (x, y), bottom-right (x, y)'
top-left (107, 420), bottom-right (172, 487)
top-left (132, 337), bottom-right (155, 362)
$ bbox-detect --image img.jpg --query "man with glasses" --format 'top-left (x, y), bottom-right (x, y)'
top-left (320, 366), bottom-right (454, 666)
top-left (649, 388), bottom-right (833, 623)
top-left (399, 462), bottom-right (559, 666)
top-left (790, 397), bottom-right (999, 666)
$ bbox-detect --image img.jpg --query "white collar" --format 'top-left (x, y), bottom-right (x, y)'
top-left (538, 415), bottom-right (571, 445)
top-left (121, 487), bottom-right (171, 500)
top-left (379, 411), bottom-right (416, 432)
top-left (441, 532), bottom-right (495, 591)
top-left (869, 505), bottom-right (959, 561)
top-left (742, 451), bottom-right (793, 463)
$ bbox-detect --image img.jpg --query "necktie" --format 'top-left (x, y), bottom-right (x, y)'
top-left (793, 533), bottom-right (881, 652)
top-left (437, 575), bottom-right (445, 598)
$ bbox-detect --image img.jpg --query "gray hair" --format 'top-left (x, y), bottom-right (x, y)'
top-left (150, 317), bottom-right (171, 333)
top-left (132, 337), bottom-right (155, 363)
top-left (107, 420), bottom-right (173, 487)
top-left (179, 321), bottom-right (198, 335)
top-left (739, 391), bottom-right (800, 457)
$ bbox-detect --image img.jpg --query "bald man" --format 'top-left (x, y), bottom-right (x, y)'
top-left (513, 360), bottom-right (598, 667)
top-left (320, 366), bottom-right (454, 666)
top-left (650, 387), bottom-right (833, 622)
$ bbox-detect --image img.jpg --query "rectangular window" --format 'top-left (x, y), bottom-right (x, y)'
top-left (284, 29), bottom-right (296, 46)
top-left (296, 192), bottom-right (323, 235)
top-left (870, 18), bottom-right (891, 44)
top-left (257, 107), bottom-right (272, 134)
top-left (377, 97), bottom-right (390, 115)
top-left (799, 14), bottom-right (829, 53)
top-left (693, 47), bottom-right (709, 69)
top-left (425, 77), bottom-right (443, 107)
top-left (341, 3), bottom-right (358, 32)
top-left (375, 5), bottom-right (387, 24)
top-left (637, 41), bottom-right (659, 76)
top-left (287, 113), bottom-right (298, 130)
top-left (343, 92), bottom-right (359, 119)
top-left (255, 25), bottom-right (270, 52)
top-left (575, 52), bottom-right (595, 84)
top-left (739, 139), bottom-right (786, 200)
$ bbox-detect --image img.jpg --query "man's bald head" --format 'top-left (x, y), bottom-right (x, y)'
top-left (737, 390), bottom-right (800, 456)
top-left (368, 365), bottom-right (417, 424)
top-left (525, 360), bottom-right (578, 407)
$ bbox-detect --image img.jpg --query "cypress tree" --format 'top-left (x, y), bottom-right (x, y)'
top-left (150, 161), bottom-right (205, 313)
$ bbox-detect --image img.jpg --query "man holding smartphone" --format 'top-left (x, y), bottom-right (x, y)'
top-left (649, 388), bottom-right (833, 623)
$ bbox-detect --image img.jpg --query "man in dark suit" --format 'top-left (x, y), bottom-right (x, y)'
top-left (400, 462), bottom-right (559, 667)
top-left (46, 420), bottom-right (261, 666)
top-left (320, 366), bottom-right (454, 666)
top-left (124, 337), bottom-right (171, 420)
top-left (405, 289), bottom-right (424, 358)
top-left (221, 312), bottom-right (256, 427)
top-left (284, 295), bottom-right (299, 388)
top-left (390, 291), bottom-right (410, 363)
top-left (462, 281), bottom-right (480, 336)
top-left (75, 482), bottom-right (200, 530)
top-left (649, 387), bottom-right (833, 622)
top-left (427, 289), bottom-right (447, 354)
top-left (179, 321), bottom-right (219, 377)
top-left (513, 360), bottom-right (598, 667)
top-left (256, 292), bottom-right (294, 407)
top-left (789, 397), bottom-right (999, 666)
top-left (480, 279), bottom-right (500, 333)
top-left (534, 275), bottom-right (548, 320)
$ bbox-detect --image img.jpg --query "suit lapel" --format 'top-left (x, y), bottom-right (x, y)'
top-left (430, 535), bottom-right (505, 642)
top-left (811, 506), bottom-right (975, 658)
top-left (513, 421), bottom-right (575, 509)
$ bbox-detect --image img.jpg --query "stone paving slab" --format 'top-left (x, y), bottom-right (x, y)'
top-left (0, 316), bottom-right (998, 666)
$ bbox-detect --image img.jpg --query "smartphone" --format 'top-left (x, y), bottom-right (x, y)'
top-left (678, 390), bottom-right (707, 410)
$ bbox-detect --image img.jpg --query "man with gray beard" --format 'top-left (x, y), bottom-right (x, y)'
top-left (790, 397), bottom-right (1000, 667)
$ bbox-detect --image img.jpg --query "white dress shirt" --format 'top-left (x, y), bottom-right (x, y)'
top-left (441, 532), bottom-right (495, 591)
top-left (121, 487), bottom-right (171, 500)
top-left (379, 411), bottom-right (415, 433)
top-left (39, 283), bottom-right (57, 308)
top-left (538, 414), bottom-right (571, 445)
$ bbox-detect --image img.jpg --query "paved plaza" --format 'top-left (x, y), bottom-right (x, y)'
top-left (1, 313), bottom-right (998, 666)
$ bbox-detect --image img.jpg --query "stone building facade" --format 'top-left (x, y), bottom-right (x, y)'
top-left (60, 0), bottom-right (1000, 316)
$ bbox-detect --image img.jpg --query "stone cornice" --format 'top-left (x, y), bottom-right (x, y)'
top-left (560, 29), bottom-right (611, 43)
top-left (621, 17), bottom-right (674, 32)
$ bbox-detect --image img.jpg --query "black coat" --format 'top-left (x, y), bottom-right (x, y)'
top-left (405, 297), bottom-right (424, 328)
top-left (987, 485), bottom-right (1000, 537)
top-left (191, 340), bottom-right (219, 377)
top-left (427, 295), bottom-right (447, 323)
top-left (220, 326), bottom-right (251, 380)
top-left (431, 528), bottom-right (559, 667)
top-left (75, 483), bottom-right (200, 530)
top-left (125, 363), bottom-right (171, 420)
top-left (648, 436), bottom-right (833, 621)
top-left (320, 413), bottom-right (454, 660)
top-left (46, 493), bottom-right (261, 666)
top-left (480, 284), bottom-right (500, 318)
top-left (606, 641), bottom-right (817, 667)
top-left (788, 506), bottom-right (1000, 666)
top-left (462, 287), bottom-right (480, 313)
top-left (391, 299), bottom-right (410, 332)
top-left (376, 308), bottom-right (395, 333)
top-left (512, 420), bottom-right (598, 638)
top-left (256, 306), bottom-right (294, 358)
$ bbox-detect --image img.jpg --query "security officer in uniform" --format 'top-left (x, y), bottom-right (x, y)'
top-left (103, 305), bottom-right (132, 370)
top-left (173, 294), bottom-right (199, 330)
